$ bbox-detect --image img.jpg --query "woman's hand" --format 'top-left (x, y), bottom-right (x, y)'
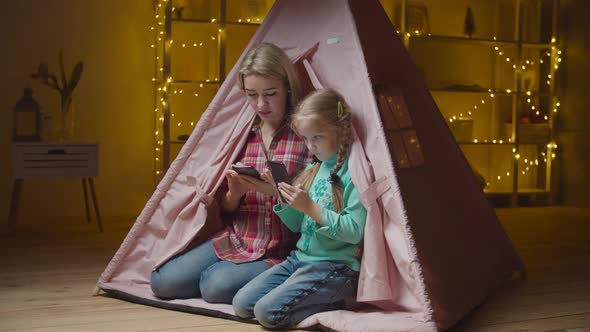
top-left (222, 168), bottom-right (250, 212)
top-left (241, 168), bottom-right (280, 197)
top-left (224, 165), bottom-right (279, 205)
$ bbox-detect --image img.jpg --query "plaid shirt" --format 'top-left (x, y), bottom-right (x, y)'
top-left (212, 124), bottom-right (312, 265)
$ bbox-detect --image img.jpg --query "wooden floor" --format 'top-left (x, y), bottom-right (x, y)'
top-left (0, 207), bottom-right (589, 332)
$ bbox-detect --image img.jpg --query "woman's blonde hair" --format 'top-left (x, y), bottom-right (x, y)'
top-left (291, 88), bottom-right (352, 213)
top-left (237, 43), bottom-right (302, 111)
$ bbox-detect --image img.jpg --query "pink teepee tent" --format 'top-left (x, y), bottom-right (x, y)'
top-left (96, 1), bottom-right (524, 331)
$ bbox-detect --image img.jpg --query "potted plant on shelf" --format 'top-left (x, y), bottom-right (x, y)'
top-left (31, 50), bottom-right (83, 141)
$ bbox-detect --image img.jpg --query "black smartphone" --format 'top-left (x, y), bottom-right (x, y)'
top-left (266, 160), bottom-right (290, 185)
top-left (266, 160), bottom-right (290, 203)
top-left (231, 165), bottom-right (261, 179)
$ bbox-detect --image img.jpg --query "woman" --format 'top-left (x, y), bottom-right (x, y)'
top-left (150, 43), bottom-right (312, 304)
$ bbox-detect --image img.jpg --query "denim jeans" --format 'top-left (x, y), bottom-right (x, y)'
top-left (232, 253), bottom-right (359, 329)
top-left (150, 240), bottom-right (270, 304)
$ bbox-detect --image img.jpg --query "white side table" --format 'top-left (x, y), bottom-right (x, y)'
top-left (8, 142), bottom-right (102, 232)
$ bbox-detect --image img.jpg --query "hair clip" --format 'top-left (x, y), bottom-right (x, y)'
top-left (329, 173), bottom-right (340, 184)
top-left (337, 101), bottom-right (344, 118)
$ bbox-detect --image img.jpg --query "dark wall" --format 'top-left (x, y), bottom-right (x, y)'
top-left (557, 0), bottom-right (590, 207)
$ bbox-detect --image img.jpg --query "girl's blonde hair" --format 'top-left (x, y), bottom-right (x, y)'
top-left (291, 88), bottom-right (352, 213)
top-left (237, 43), bottom-right (302, 111)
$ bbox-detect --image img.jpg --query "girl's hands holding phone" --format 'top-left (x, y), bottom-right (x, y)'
top-left (278, 183), bottom-right (323, 224)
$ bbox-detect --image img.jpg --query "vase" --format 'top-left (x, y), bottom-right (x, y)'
top-left (59, 98), bottom-right (76, 142)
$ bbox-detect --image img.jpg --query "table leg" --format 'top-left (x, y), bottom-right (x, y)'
top-left (88, 178), bottom-right (103, 232)
top-left (8, 179), bottom-right (23, 233)
top-left (82, 178), bottom-right (92, 224)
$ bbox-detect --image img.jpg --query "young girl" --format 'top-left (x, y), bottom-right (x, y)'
top-left (150, 43), bottom-right (312, 304)
top-left (232, 88), bottom-right (367, 329)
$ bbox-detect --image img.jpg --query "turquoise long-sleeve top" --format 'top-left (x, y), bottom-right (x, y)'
top-left (273, 155), bottom-right (367, 271)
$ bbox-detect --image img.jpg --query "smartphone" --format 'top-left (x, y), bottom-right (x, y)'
top-left (266, 160), bottom-right (290, 203)
top-left (266, 160), bottom-right (290, 185)
top-left (231, 165), bottom-right (261, 179)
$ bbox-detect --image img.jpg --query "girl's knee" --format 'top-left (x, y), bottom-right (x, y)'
top-left (253, 296), bottom-right (289, 329)
top-left (231, 288), bottom-right (253, 319)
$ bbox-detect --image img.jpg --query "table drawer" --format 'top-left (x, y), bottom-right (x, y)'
top-left (13, 143), bottom-right (98, 178)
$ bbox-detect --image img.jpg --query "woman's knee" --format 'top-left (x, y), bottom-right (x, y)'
top-left (199, 265), bottom-right (237, 304)
top-left (150, 268), bottom-right (201, 300)
top-left (150, 270), bottom-right (176, 299)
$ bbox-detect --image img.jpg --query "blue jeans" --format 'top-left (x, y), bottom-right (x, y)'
top-left (232, 254), bottom-right (359, 329)
top-left (150, 240), bottom-right (270, 304)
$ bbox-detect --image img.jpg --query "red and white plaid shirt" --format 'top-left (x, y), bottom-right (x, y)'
top-left (212, 124), bottom-right (312, 265)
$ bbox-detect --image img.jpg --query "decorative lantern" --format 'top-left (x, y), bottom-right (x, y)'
top-left (13, 88), bottom-right (41, 141)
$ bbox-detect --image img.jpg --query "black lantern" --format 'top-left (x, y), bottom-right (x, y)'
top-left (13, 88), bottom-right (41, 141)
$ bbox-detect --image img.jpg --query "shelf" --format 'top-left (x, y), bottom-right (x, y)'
top-left (409, 34), bottom-right (553, 49)
top-left (172, 18), bottom-right (262, 27)
top-left (430, 88), bottom-right (552, 97)
top-left (485, 189), bottom-right (549, 195)
top-left (171, 80), bottom-right (221, 85)
top-left (457, 141), bottom-right (514, 145)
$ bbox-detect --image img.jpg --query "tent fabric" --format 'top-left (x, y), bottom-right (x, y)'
top-left (96, 1), bottom-right (524, 331)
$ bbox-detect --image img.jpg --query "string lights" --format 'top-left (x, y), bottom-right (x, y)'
top-left (151, 0), bottom-right (269, 177)
top-left (404, 30), bottom-right (562, 192)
